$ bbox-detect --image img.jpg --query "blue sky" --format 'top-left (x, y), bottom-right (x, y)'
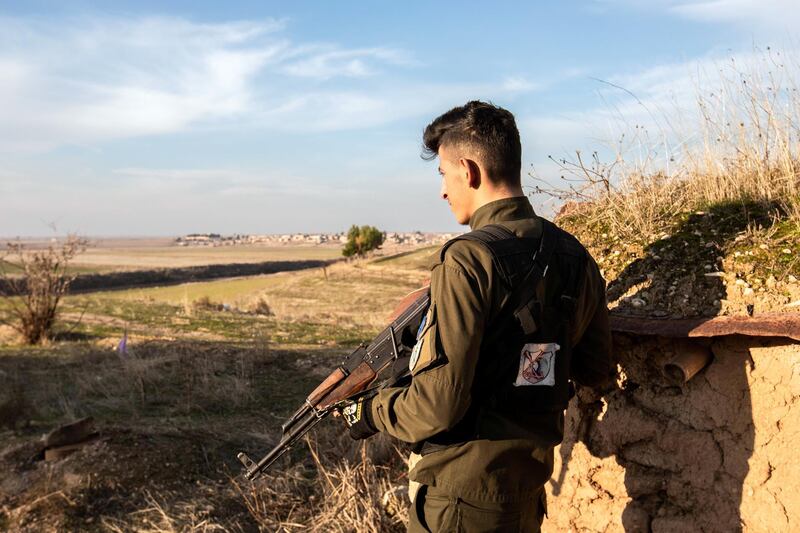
top-left (0, 1), bottom-right (797, 236)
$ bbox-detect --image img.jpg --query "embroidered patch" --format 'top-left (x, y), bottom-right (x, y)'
top-left (342, 401), bottom-right (361, 426)
top-left (408, 307), bottom-right (431, 372)
top-left (416, 313), bottom-right (429, 341)
top-left (513, 342), bottom-right (560, 386)
top-left (409, 338), bottom-right (424, 372)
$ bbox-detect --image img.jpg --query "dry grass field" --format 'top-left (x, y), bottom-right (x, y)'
top-left (74, 245), bottom-right (343, 271)
top-left (0, 249), bottom-right (433, 532)
top-left (1, 240), bottom-right (344, 275)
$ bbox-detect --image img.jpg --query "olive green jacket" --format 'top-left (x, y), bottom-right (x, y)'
top-left (370, 196), bottom-right (612, 502)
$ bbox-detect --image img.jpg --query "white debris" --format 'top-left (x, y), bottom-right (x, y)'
top-left (630, 297), bottom-right (646, 308)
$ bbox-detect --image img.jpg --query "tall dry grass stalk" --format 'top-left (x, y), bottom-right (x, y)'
top-left (102, 491), bottom-right (227, 533)
top-left (689, 50), bottom-right (800, 215)
top-left (232, 427), bottom-right (409, 532)
top-left (539, 49), bottom-right (800, 241)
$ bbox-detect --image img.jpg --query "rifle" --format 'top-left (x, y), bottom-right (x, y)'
top-left (236, 286), bottom-right (430, 480)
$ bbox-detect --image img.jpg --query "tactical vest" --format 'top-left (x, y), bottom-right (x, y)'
top-left (417, 217), bottom-right (588, 455)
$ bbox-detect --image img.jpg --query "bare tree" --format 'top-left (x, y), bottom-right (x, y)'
top-left (0, 235), bottom-right (88, 344)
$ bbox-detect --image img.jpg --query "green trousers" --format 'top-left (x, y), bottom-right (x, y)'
top-left (407, 485), bottom-right (545, 533)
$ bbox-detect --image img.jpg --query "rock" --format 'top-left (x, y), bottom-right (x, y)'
top-left (44, 416), bottom-right (95, 448)
top-left (704, 264), bottom-right (713, 271)
top-left (630, 298), bottom-right (647, 308)
top-left (783, 248), bottom-right (792, 254)
top-left (735, 279), bottom-right (747, 286)
top-left (743, 288), bottom-right (754, 296)
top-left (45, 436), bottom-right (101, 461)
top-left (759, 244), bottom-right (769, 250)
top-left (766, 276), bottom-right (777, 289)
top-left (789, 275), bottom-right (798, 283)
top-left (42, 417), bottom-right (100, 462)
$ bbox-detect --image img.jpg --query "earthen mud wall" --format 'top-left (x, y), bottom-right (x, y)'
top-left (544, 335), bottom-right (800, 533)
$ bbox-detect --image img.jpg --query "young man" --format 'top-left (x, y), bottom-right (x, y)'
top-left (344, 101), bottom-right (613, 532)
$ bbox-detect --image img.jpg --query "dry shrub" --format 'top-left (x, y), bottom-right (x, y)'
top-left (0, 235), bottom-right (88, 344)
top-left (537, 49), bottom-right (800, 241)
top-left (191, 296), bottom-right (223, 313)
top-left (233, 425), bottom-right (409, 532)
top-left (251, 297), bottom-right (274, 316)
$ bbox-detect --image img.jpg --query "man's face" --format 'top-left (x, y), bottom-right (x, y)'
top-left (438, 145), bottom-right (473, 225)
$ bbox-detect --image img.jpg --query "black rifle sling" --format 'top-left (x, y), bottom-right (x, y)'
top-left (440, 220), bottom-right (560, 336)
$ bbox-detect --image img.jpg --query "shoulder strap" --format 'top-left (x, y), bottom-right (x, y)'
top-left (439, 224), bottom-right (516, 283)
top-left (438, 220), bottom-right (560, 335)
top-left (510, 219), bottom-right (559, 335)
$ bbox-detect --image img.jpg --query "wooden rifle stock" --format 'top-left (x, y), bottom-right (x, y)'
top-left (388, 283), bottom-right (430, 322)
top-left (316, 362), bottom-right (376, 410)
top-left (307, 367), bottom-right (346, 406)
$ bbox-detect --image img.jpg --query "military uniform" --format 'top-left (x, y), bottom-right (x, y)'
top-left (368, 196), bottom-right (613, 532)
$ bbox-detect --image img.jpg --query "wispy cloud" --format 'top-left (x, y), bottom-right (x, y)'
top-left (501, 76), bottom-right (540, 93)
top-left (597, 0), bottom-right (800, 28)
top-left (281, 46), bottom-right (412, 79)
top-left (0, 15), bottom-right (547, 154)
top-left (0, 16), bottom-right (420, 152)
top-left (111, 166), bottom-right (359, 198)
top-left (667, 0), bottom-right (800, 27)
top-left (0, 16), bottom-right (286, 151)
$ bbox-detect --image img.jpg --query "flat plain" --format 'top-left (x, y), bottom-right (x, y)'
top-left (1, 238), bottom-right (345, 275)
top-left (0, 245), bottom-right (435, 532)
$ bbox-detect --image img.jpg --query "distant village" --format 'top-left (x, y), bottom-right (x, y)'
top-left (175, 231), bottom-right (456, 247)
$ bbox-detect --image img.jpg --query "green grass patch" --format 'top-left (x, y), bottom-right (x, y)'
top-left (371, 245), bottom-right (438, 270)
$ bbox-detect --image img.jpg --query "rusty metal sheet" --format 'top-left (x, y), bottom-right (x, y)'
top-left (610, 312), bottom-right (800, 342)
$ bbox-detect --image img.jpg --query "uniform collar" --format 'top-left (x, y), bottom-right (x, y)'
top-left (468, 196), bottom-right (536, 230)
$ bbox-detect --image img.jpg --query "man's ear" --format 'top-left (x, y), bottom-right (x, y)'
top-left (459, 158), bottom-right (482, 189)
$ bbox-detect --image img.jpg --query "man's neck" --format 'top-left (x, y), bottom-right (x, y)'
top-left (472, 185), bottom-right (525, 213)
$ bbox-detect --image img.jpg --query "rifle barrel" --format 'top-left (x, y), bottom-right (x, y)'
top-left (243, 410), bottom-right (324, 480)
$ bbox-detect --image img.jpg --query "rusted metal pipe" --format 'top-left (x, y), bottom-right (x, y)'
top-left (610, 312), bottom-right (800, 341)
top-left (663, 343), bottom-right (713, 385)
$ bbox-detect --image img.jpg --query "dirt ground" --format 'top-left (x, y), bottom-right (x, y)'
top-left (0, 340), bottom-right (410, 532)
top-left (560, 202), bottom-right (800, 319)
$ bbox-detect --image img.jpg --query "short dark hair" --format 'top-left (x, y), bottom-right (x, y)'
top-left (422, 100), bottom-right (521, 184)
